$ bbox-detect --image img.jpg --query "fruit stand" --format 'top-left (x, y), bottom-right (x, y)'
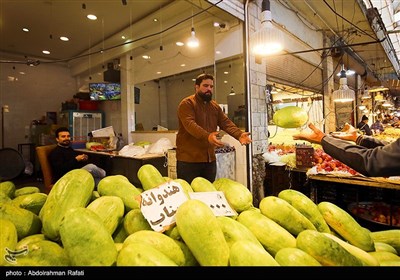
top-left (263, 129), bottom-right (400, 231)
top-left (308, 174), bottom-right (400, 230)
top-left (73, 148), bottom-right (168, 188)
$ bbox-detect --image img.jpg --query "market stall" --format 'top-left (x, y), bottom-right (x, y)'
top-left (74, 148), bottom-right (168, 188)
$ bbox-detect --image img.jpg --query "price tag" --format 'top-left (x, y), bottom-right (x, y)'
top-left (138, 181), bottom-right (188, 232)
top-left (189, 191), bottom-right (237, 217)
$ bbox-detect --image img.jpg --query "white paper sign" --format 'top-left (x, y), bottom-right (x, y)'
top-left (189, 191), bottom-right (237, 217)
top-left (91, 126), bottom-right (115, 137)
top-left (139, 181), bottom-right (188, 232)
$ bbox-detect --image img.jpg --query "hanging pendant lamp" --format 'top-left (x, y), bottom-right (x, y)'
top-left (332, 67), bottom-right (355, 102)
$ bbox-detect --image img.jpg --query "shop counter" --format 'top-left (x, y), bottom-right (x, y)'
top-left (308, 174), bottom-right (400, 191)
top-left (264, 163), bottom-right (400, 229)
top-left (264, 163), bottom-right (400, 196)
top-left (74, 149), bottom-right (167, 188)
top-left (307, 174), bottom-right (400, 230)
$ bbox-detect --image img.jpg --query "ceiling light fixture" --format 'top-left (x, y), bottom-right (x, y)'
top-left (187, 6), bottom-right (199, 48)
top-left (229, 86), bottom-right (236, 95)
top-left (87, 14), bottom-right (97, 20)
top-left (27, 60), bottom-right (40, 67)
top-left (382, 101), bottom-right (393, 107)
top-left (336, 66), bottom-right (355, 76)
top-left (332, 68), bottom-right (355, 102)
top-left (250, 0), bottom-right (283, 56)
top-left (187, 27), bottom-right (199, 48)
top-left (368, 86), bottom-right (389, 93)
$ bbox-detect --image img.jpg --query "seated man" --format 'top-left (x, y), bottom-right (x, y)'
top-left (49, 127), bottom-right (106, 186)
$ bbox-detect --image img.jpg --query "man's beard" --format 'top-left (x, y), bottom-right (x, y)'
top-left (199, 91), bottom-right (212, 102)
top-left (59, 140), bottom-right (70, 147)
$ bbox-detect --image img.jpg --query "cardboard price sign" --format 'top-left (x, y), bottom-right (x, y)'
top-left (138, 181), bottom-right (188, 232)
top-left (189, 191), bottom-right (237, 217)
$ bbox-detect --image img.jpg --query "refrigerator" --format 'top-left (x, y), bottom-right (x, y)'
top-left (59, 110), bottom-right (105, 141)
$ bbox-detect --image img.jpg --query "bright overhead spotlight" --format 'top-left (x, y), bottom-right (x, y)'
top-left (382, 101), bottom-right (393, 107)
top-left (87, 14), bottom-right (97, 20)
top-left (229, 86), bottom-right (236, 95)
top-left (336, 68), bottom-right (355, 76)
top-left (332, 68), bottom-right (355, 102)
top-left (368, 85), bottom-right (389, 93)
top-left (187, 27), bottom-right (199, 48)
top-left (250, 0), bottom-right (283, 56)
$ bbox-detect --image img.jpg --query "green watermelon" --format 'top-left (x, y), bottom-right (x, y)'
top-left (273, 106), bottom-right (308, 128)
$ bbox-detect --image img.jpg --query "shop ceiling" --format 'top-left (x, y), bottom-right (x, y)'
top-left (285, 0), bottom-right (400, 98)
top-left (0, 0), bottom-right (234, 68)
top-left (0, 0), bottom-right (399, 96)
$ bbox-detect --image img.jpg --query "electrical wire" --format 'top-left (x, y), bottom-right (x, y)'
top-left (0, 0), bottom-right (224, 66)
top-left (323, 0), bottom-right (377, 40)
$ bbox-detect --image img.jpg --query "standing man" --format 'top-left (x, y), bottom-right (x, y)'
top-left (49, 127), bottom-right (106, 186)
top-left (176, 73), bottom-right (252, 184)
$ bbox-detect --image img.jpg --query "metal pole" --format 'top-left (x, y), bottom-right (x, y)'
top-left (1, 105), bottom-right (9, 149)
top-left (1, 107), bottom-right (4, 149)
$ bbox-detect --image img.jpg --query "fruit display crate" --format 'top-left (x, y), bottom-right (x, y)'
top-left (263, 164), bottom-right (309, 197)
top-left (348, 201), bottom-right (400, 230)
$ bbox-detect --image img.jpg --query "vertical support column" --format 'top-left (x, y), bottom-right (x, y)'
top-left (120, 54), bottom-right (135, 145)
top-left (322, 38), bottom-right (336, 134)
top-left (355, 74), bottom-right (363, 123)
top-left (245, 0), bottom-right (270, 206)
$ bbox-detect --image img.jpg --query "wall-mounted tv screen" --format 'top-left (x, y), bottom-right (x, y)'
top-left (89, 83), bottom-right (121, 101)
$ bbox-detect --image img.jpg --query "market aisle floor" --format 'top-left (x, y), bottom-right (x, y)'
top-left (11, 174), bottom-right (45, 191)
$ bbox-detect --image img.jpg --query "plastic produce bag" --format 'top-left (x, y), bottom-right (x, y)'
top-left (118, 144), bottom-right (147, 157)
top-left (147, 138), bottom-right (174, 154)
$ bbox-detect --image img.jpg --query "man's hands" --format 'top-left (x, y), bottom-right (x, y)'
top-left (76, 154), bottom-right (88, 162)
top-left (293, 123), bottom-right (326, 144)
top-left (239, 132), bottom-right (252, 145)
top-left (208, 132), bottom-right (224, 147)
top-left (332, 123), bottom-right (360, 142)
top-left (208, 131), bottom-right (252, 147)
top-left (293, 122), bottom-right (361, 144)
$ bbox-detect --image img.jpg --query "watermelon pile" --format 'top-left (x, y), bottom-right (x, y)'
top-left (1, 166), bottom-right (399, 267)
